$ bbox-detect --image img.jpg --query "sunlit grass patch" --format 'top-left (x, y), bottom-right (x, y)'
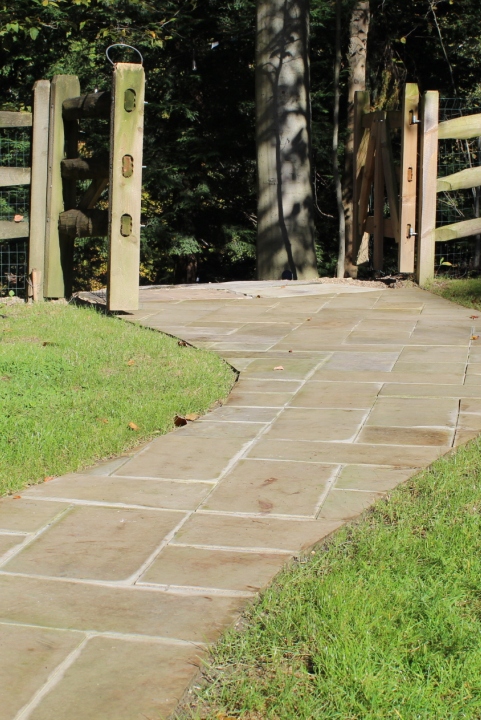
top-left (188, 438), bottom-right (481, 719)
top-left (0, 302), bottom-right (234, 495)
top-left (428, 277), bottom-right (481, 312)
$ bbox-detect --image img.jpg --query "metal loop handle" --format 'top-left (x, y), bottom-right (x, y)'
top-left (106, 43), bottom-right (143, 66)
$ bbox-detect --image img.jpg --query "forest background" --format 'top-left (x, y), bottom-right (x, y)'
top-left (2, 0), bottom-right (481, 287)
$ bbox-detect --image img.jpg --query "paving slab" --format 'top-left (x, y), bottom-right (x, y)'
top-left (203, 459), bottom-right (336, 516)
top-left (2, 282), bottom-right (480, 719)
top-left (0, 624), bottom-right (82, 720)
top-left (0, 575), bottom-right (244, 641)
top-left (140, 545), bottom-right (287, 592)
top-left (24, 474), bottom-right (213, 510)
top-left (27, 637), bottom-right (203, 720)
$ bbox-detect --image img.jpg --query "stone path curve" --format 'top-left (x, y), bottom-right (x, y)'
top-left (1, 282), bottom-right (481, 719)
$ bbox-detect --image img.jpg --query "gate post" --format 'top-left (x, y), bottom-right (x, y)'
top-left (416, 91), bottom-right (439, 285)
top-left (107, 63), bottom-right (145, 313)
top-left (28, 79), bottom-right (50, 300)
top-left (398, 83), bottom-right (419, 273)
top-left (44, 75), bottom-right (80, 298)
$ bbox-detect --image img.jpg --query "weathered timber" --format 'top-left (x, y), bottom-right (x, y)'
top-left (438, 114), bottom-right (481, 140)
top-left (417, 91), bottom-right (439, 285)
top-left (437, 166), bottom-right (481, 193)
top-left (78, 178), bottom-right (109, 211)
top-left (0, 167), bottom-right (31, 187)
top-left (0, 111), bottom-right (32, 127)
top-left (44, 74), bottom-right (81, 298)
top-left (351, 91), bottom-right (370, 264)
top-left (399, 83), bottom-right (419, 273)
top-left (61, 157), bottom-right (109, 180)
top-left (28, 79), bottom-right (51, 299)
top-left (357, 112), bottom-right (380, 237)
top-left (107, 63), bottom-right (145, 312)
top-left (0, 221), bottom-right (29, 239)
top-left (381, 116), bottom-right (399, 240)
top-left (62, 91), bottom-right (111, 120)
top-left (373, 119), bottom-right (385, 270)
top-left (435, 217), bottom-right (481, 243)
top-left (362, 110), bottom-right (401, 129)
top-left (59, 209), bottom-right (108, 239)
top-left (365, 216), bottom-right (395, 238)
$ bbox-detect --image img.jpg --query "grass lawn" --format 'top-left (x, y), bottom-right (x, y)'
top-left (189, 439), bottom-right (481, 720)
top-left (428, 277), bottom-right (481, 312)
top-left (0, 302), bottom-right (234, 496)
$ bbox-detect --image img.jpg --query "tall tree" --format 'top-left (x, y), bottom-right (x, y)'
top-left (256, 0), bottom-right (318, 279)
top-left (333, 0), bottom-right (345, 278)
top-left (343, 0), bottom-right (370, 277)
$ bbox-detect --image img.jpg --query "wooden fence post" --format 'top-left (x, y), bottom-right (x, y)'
top-left (44, 75), bottom-right (80, 298)
top-left (399, 83), bottom-right (420, 273)
top-left (373, 114), bottom-right (385, 270)
top-left (28, 79), bottom-right (50, 300)
top-left (107, 63), bottom-right (145, 313)
top-left (416, 91), bottom-right (439, 285)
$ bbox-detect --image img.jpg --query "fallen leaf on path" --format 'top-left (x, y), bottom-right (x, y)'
top-left (127, 359), bottom-right (135, 366)
top-left (13, 495), bottom-right (21, 499)
top-left (472, 336), bottom-right (479, 341)
top-left (174, 415), bottom-right (187, 427)
top-left (470, 315), bottom-right (479, 319)
top-left (288, 349), bottom-right (293, 353)
top-left (307, 317), bottom-right (312, 321)
top-left (185, 413), bottom-right (200, 421)
top-left (44, 476), bottom-right (54, 482)
top-left (128, 422), bottom-right (140, 431)
top-left (273, 365), bottom-right (284, 371)
top-left (178, 340), bottom-right (188, 347)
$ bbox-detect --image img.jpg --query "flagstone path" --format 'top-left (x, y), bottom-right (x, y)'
top-left (1, 281), bottom-right (481, 719)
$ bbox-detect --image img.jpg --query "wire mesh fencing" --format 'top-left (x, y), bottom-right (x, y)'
top-left (0, 125), bottom-right (31, 298)
top-left (436, 98), bottom-right (481, 276)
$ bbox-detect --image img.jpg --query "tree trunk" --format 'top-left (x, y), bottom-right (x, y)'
top-left (334, 0), bottom-right (345, 278)
top-left (256, 0), bottom-right (318, 280)
top-left (343, 1), bottom-right (370, 277)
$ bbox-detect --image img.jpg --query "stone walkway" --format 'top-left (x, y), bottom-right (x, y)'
top-left (1, 282), bottom-right (481, 719)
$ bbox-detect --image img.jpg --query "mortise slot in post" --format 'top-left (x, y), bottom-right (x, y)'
top-left (120, 214), bottom-right (132, 237)
top-left (122, 154), bottom-right (134, 178)
top-left (407, 167), bottom-right (413, 182)
top-left (124, 89), bottom-right (136, 112)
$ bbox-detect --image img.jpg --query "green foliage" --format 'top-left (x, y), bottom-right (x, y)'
top-left (0, 301), bottom-right (234, 495)
top-left (2, 0), bottom-right (481, 284)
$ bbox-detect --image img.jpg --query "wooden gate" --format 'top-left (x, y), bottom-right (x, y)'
top-left (353, 84), bottom-right (481, 284)
top-left (0, 62), bottom-right (144, 310)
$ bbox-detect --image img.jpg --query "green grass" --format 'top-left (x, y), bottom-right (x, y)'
top-left (0, 302), bottom-right (234, 496)
top-left (190, 440), bottom-right (481, 720)
top-left (428, 277), bottom-right (481, 312)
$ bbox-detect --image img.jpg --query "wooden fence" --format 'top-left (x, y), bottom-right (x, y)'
top-left (353, 84), bottom-right (481, 284)
top-left (0, 64), bottom-right (144, 310)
